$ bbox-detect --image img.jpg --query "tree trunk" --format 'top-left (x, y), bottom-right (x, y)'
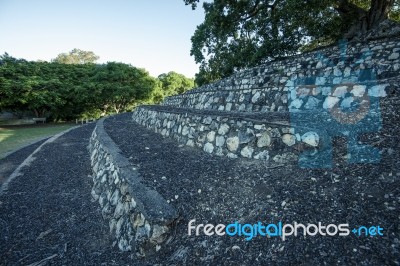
top-left (336, 0), bottom-right (394, 40)
top-left (33, 109), bottom-right (39, 118)
top-left (367, 0), bottom-right (394, 28)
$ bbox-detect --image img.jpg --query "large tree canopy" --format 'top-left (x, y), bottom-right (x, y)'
top-left (185, 0), bottom-right (400, 85)
top-left (0, 53), bottom-right (194, 120)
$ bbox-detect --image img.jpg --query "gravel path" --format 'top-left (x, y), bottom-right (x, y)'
top-left (0, 124), bottom-right (143, 266)
top-left (104, 113), bottom-right (399, 265)
top-left (0, 138), bottom-right (48, 187)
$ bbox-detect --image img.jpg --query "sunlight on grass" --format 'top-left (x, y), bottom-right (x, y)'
top-left (0, 124), bottom-right (75, 159)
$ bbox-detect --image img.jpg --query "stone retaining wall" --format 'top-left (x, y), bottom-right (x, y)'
top-left (132, 106), bottom-right (327, 164)
top-left (133, 38), bottom-right (399, 165)
top-left (89, 118), bottom-right (177, 256)
top-left (163, 38), bottom-right (400, 113)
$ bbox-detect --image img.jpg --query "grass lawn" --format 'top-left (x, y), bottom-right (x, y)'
top-left (0, 123), bottom-right (76, 159)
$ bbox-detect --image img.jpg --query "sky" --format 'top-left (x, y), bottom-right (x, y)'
top-left (0, 0), bottom-right (205, 78)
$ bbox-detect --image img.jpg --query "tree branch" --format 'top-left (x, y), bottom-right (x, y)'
top-left (241, 0), bottom-right (280, 21)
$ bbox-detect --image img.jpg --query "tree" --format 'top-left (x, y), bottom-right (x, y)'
top-left (336, 0), bottom-right (398, 39)
top-left (0, 56), bottom-right (65, 118)
top-left (53, 48), bottom-right (99, 64)
top-left (92, 62), bottom-right (156, 114)
top-left (158, 71), bottom-right (195, 97)
top-left (184, 0), bottom-right (400, 85)
top-left (0, 53), bottom-right (158, 120)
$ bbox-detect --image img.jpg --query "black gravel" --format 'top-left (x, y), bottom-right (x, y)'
top-left (0, 111), bottom-right (398, 265)
top-left (0, 124), bottom-right (144, 266)
top-left (0, 138), bottom-right (48, 187)
top-left (104, 112), bottom-right (400, 266)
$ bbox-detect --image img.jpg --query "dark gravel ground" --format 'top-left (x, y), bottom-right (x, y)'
top-left (0, 110), bottom-right (398, 265)
top-left (0, 138), bottom-right (48, 187)
top-left (0, 124), bottom-right (145, 266)
top-left (104, 112), bottom-right (400, 265)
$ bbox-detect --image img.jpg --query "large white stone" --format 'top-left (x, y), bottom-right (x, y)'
top-left (186, 139), bottom-right (195, 147)
top-left (204, 143), bottom-right (214, 153)
top-left (296, 87), bottom-right (310, 98)
top-left (240, 146), bottom-right (254, 158)
top-left (110, 189), bottom-right (120, 206)
top-left (389, 52), bottom-right (399, 60)
top-left (368, 84), bottom-right (388, 97)
top-left (252, 91), bottom-right (261, 103)
top-left (304, 97), bottom-right (320, 109)
top-left (257, 132), bottom-right (271, 147)
top-left (218, 124), bottom-right (230, 135)
top-left (316, 77), bottom-right (326, 85)
top-left (182, 126), bottom-right (189, 136)
top-left (301, 132), bottom-right (319, 147)
top-left (114, 200), bottom-right (125, 219)
top-left (351, 85), bottom-right (366, 97)
top-left (282, 134), bottom-right (296, 146)
top-left (333, 67), bottom-right (342, 77)
top-left (115, 217), bottom-right (124, 238)
top-left (207, 131), bottom-right (216, 142)
top-left (332, 86), bottom-right (348, 97)
top-left (226, 137), bottom-right (239, 152)
top-left (323, 96), bottom-right (340, 109)
top-left (289, 99), bottom-right (303, 109)
top-left (344, 67), bottom-right (351, 77)
top-left (216, 136), bottom-right (225, 147)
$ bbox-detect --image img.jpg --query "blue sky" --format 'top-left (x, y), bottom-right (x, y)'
top-left (0, 0), bottom-right (205, 78)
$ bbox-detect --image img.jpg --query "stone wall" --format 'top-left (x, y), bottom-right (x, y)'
top-left (132, 37), bottom-right (399, 164)
top-left (132, 106), bottom-right (327, 164)
top-left (162, 38), bottom-right (400, 114)
top-left (89, 119), bottom-right (177, 256)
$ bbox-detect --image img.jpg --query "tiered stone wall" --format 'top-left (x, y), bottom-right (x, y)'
top-left (162, 38), bottom-right (400, 113)
top-left (132, 38), bottom-right (399, 164)
top-left (89, 119), bottom-right (177, 256)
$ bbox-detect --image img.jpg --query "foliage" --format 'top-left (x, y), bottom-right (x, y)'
top-left (53, 48), bottom-right (99, 64)
top-left (0, 53), bottom-right (193, 120)
top-left (91, 62), bottom-right (157, 114)
top-left (158, 71), bottom-right (195, 97)
top-left (185, 0), bottom-right (400, 86)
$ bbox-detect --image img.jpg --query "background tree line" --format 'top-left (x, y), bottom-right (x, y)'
top-left (184, 0), bottom-right (400, 86)
top-left (0, 49), bottom-right (194, 121)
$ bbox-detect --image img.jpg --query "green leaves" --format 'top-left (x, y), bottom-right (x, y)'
top-left (0, 55), bottom-right (161, 120)
top-left (53, 48), bottom-right (99, 64)
top-left (158, 71), bottom-right (195, 97)
top-left (187, 0), bottom-right (399, 86)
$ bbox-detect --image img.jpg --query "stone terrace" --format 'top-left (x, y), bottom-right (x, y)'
top-left (132, 38), bottom-right (400, 166)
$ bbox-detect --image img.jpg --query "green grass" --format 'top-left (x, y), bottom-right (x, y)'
top-left (0, 124), bottom-right (76, 159)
